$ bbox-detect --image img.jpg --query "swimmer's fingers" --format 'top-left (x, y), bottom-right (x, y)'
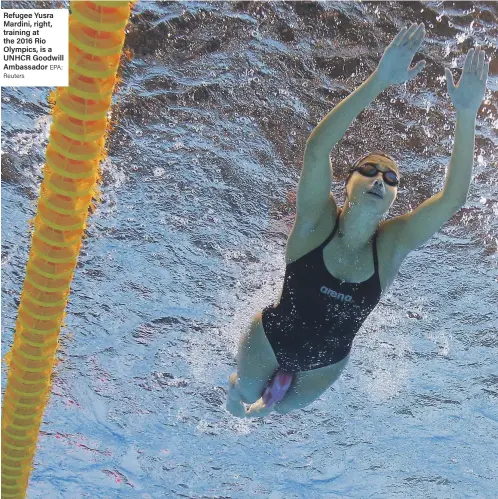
top-left (391, 26), bottom-right (408, 47)
top-left (474, 48), bottom-right (489, 82)
top-left (445, 67), bottom-right (456, 97)
top-left (451, 46), bottom-right (489, 85)
top-left (459, 47), bottom-right (482, 79)
top-left (390, 23), bottom-right (424, 55)
top-left (462, 47), bottom-right (475, 75)
top-left (407, 60), bottom-right (426, 81)
top-left (444, 47), bottom-right (490, 115)
top-left (405, 24), bottom-right (425, 51)
top-left (481, 60), bottom-right (490, 82)
top-left (472, 47), bottom-right (484, 75)
top-left (392, 22), bottom-right (421, 47)
top-left (404, 25), bottom-right (426, 81)
top-left (376, 23), bottom-right (426, 85)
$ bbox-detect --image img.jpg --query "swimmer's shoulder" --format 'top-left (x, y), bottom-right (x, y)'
top-left (285, 195), bottom-right (338, 265)
top-left (376, 216), bottom-right (411, 285)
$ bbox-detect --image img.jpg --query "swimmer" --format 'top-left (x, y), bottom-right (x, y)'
top-left (226, 23), bottom-right (490, 418)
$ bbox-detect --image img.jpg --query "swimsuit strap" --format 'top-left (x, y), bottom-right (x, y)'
top-left (372, 228), bottom-right (379, 274)
top-left (322, 207), bottom-right (380, 276)
top-left (319, 207), bottom-right (342, 249)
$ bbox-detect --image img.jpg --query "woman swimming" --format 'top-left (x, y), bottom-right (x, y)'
top-left (226, 23), bottom-right (490, 418)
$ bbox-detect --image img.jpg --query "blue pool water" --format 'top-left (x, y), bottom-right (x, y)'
top-left (1, 1), bottom-right (497, 498)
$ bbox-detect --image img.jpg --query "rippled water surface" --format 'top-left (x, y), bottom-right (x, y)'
top-left (2, 1), bottom-right (498, 498)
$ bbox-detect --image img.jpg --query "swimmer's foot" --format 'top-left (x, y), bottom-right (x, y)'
top-left (226, 373), bottom-right (248, 418)
top-left (245, 397), bottom-right (275, 418)
top-left (226, 373), bottom-right (275, 418)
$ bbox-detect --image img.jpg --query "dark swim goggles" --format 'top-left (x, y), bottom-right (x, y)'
top-left (351, 162), bottom-right (399, 187)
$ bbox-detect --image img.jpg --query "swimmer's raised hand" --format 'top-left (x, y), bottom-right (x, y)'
top-left (445, 46), bottom-right (490, 116)
top-left (374, 23), bottom-right (426, 86)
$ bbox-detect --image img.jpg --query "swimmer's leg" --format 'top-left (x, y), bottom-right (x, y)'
top-left (225, 312), bottom-right (280, 417)
top-left (226, 372), bottom-right (277, 418)
top-left (226, 373), bottom-right (249, 417)
top-left (273, 355), bottom-right (350, 415)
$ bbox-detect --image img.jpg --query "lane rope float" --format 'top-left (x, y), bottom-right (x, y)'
top-left (1, 2), bottom-right (135, 497)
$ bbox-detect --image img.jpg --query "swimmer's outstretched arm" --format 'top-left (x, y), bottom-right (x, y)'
top-left (306, 23), bottom-right (426, 155)
top-left (298, 24), bottom-right (425, 227)
top-left (437, 48), bottom-right (490, 205)
top-left (386, 46), bottom-right (490, 258)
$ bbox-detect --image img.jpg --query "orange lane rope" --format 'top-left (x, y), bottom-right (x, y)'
top-left (1, 2), bottom-right (135, 497)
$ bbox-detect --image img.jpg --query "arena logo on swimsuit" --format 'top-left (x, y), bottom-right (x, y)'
top-left (320, 286), bottom-right (353, 302)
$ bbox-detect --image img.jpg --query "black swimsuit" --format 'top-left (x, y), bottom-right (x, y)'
top-left (261, 208), bottom-right (383, 372)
